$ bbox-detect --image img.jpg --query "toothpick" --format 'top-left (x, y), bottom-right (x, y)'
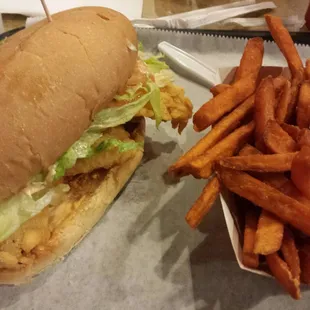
top-left (40, 0), bottom-right (52, 22)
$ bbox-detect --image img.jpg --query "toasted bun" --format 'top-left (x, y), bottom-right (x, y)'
top-left (0, 7), bottom-right (138, 201)
top-left (0, 118), bottom-right (145, 285)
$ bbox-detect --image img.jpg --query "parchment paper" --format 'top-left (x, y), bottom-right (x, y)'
top-left (1, 29), bottom-right (310, 310)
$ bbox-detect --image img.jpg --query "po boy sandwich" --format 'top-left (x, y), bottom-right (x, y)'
top-left (0, 6), bottom-right (192, 284)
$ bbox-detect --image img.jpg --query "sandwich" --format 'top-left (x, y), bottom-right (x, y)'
top-left (0, 6), bottom-right (192, 284)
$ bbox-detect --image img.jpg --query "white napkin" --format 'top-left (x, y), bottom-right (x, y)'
top-left (0, 0), bottom-right (143, 21)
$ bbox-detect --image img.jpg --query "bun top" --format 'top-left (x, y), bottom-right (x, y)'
top-left (0, 7), bottom-right (138, 201)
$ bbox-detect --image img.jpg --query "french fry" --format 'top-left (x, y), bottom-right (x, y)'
top-left (279, 179), bottom-right (310, 207)
top-left (299, 243), bottom-right (310, 284)
top-left (263, 120), bottom-right (298, 154)
top-left (218, 152), bottom-right (297, 172)
top-left (168, 96), bottom-right (255, 176)
top-left (273, 75), bottom-right (288, 92)
top-left (306, 59), bottom-right (310, 80)
top-left (193, 75), bottom-right (256, 131)
top-left (210, 84), bottom-right (231, 96)
top-left (188, 121), bottom-right (255, 179)
top-left (254, 210), bottom-right (284, 255)
top-left (238, 144), bottom-right (261, 156)
top-left (254, 76), bottom-right (276, 151)
top-left (297, 81), bottom-right (310, 129)
top-left (281, 228), bottom-right (300, 280)
top-left (265, 15), bottom-right (304, 79)
top-left (238, 144), bottom-right (292, 193)
top-left (297, 128), bottom-right (310, 148)
top-left (287, 76), bottom-right (304, 123)
top-left (238, 138), bottom-right (310, 206)
top-left (275, 80), bottom-right (292, 124)
top-left (242, 208), bottom-right (260, 269)
top-left (281, 123), bottom-right (301, 141)
top-left (291, 146), bottom-right (310, 200)
top-left (241, 148), bottom-right (310, 205)
top-left (266, 253), bottom-right (301, 300)
top-left (234, 37), bottom-right (264, 81)
top-left (216, 166), bottom-right (310, 236)
top-left (185, 176), bottom-right (221, 229)
top-left (265, 14), bottom-right (304, 122)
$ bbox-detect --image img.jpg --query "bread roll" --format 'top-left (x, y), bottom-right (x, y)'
top-left (0, 7), bottom-right (138, 201)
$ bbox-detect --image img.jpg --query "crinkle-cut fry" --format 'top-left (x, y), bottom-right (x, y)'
top-left (299, 243), bottom-right (310, 284)
top-left (210, 84), bottom-right (231, 97)
top-left (254, 210), bottom-right (284, 255)
top-left (185, 176), bottom-right (221, 229)
top-left (281, 228), bottom-right (300, 280)
top-left (306, 59), bottom-right (310, 80)
top-left (193, 75), bottom-right (256, 131)
top-left (297, 81), bottom-right (310, 129)
top-left (188, 121), bottom-right (255, 179)
top-left (254, 76), bottom-right (276, 151)
top-left (266, 253), bottom-right (301, 300)
top-left (273, 75), bottom-right (288, 92)
top-left (234, 37), bottom-right (264, 81)
top-left (291, 146), bottom-right (310, 200)
top-left (281, 123), bottom-right (301, 141)
top-left (242, 208), bottom-right (259, 268)
top-left (218, 152), bottom-right (297, 172)
top-left (216, 166), bottom-right (310, 236)
top-left (275, 80), bottom-right (292, 124)
top-left (168, 96), bottom-right (255, 177)
top-left (263, 120), bottom-right (298, 154)
top-left (265, 15), bottom-right (304, 79)
top-left (297, 128), bottom-right (310, 149)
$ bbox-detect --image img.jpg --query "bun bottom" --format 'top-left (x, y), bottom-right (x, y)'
top-left (0, 119), bottom-right (144, 285)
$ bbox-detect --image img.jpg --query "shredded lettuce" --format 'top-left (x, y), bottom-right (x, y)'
top-left (149, 84), bottom-right (161, 127)
top-left (89, 81), bottom-right (161, 131)
top-left (52, 80), bottom-right (160, 181)
top-left (138, 42), bottom-right (144, 52)
top-left (139, 46), bottom-right (174, 87)
top-left (114, 83), bottom-right (147, 102)
top-left (53, 132), bottom-right (101, 180)
top-left (154, 69), bottom-right (174, 88)
top-left (0, 184), bottom-right (69, 242)
top-left (143, 54), bottom-right (169, 74)
top-left (95, 138), bottom-right (143, 153)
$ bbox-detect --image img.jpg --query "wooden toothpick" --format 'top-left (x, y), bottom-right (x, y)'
top-left (40, 0), bottom-right (52, 22)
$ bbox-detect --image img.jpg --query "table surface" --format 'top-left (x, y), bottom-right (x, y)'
top-left (1, 0), bottom-right (309, 31)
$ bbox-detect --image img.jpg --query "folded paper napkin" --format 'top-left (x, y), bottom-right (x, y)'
top-left (0, 0), bottom-right (143, 21)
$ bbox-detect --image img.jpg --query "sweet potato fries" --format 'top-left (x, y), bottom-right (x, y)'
top-left (168, 14), bottom-right (310, 299)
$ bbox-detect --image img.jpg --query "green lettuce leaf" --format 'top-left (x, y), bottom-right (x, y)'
top-left (53, 132), bottom-right (101, 180)
top-left (149, 84), bottom-right (161, 127)
top-left (89, 81), bottom-right (161, 131)
top-left (154, 69), bottom-right (174, 88)
top-left (114, 83), bottom-right (147, 102)
top-left (143, 54), bottom-right (169, 73)
top-left (138, 42), bottom-right (144, 52)
top-left (0, 184), bottom-right (69, 242)
top-left (52, 80), bottom-right (161, 181)
top-left (95, 138), bottom-right (143, 153)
